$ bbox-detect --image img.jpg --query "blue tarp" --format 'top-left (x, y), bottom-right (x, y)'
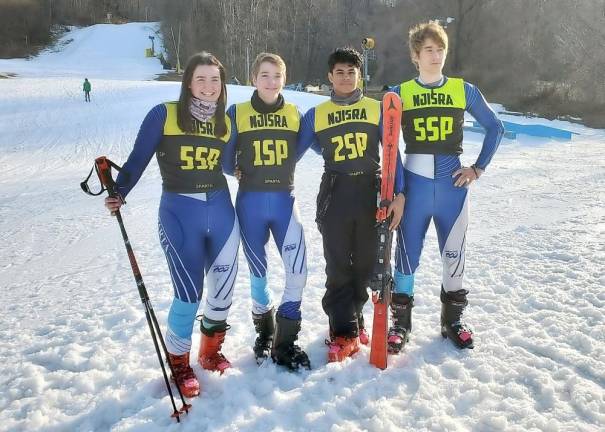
top-left (464, 125), bottom-right (517, 140)
top-left (466, 120), bottom-right (578, 140)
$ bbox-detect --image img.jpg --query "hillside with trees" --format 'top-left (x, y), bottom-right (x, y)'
top-left (1, 0), bottom-right (603, 127)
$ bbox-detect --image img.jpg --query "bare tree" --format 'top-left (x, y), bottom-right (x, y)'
top-left (1, 0), bottom-right (603, 125)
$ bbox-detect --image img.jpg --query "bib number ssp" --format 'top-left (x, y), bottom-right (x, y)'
top-left (413, 116), bottom-right (453, 142)
top-left (180, 146), bottom-right (220, 170)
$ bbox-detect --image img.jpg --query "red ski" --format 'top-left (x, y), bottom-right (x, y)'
top-left (369, 92), bottom-right (402, 369)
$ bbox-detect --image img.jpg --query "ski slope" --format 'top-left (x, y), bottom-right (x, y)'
top-left (0, 23), bottom-right (603, 432)
top-left (0, 22), bottom-right (165, 80)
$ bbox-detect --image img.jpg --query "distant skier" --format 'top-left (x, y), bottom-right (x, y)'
top-left (104, 52), bottom-right (240, 398)
top-left (83, 78), bottom-right (91, 102)
top-left (226, 53), bottom-right (311, 370)
top-left (389, 21), bottom-right (505, 352)
top-left (298, 47), bottom-right (404, 362)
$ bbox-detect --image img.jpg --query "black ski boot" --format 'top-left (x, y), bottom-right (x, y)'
top-left (252, 309), bottom-right (275, 365)
top-left (272, 314), bottom-right (311, 371)
top-left (388, 293), bottom-right (413, 354)
top-left (440, 287), bottom-right (474, 349)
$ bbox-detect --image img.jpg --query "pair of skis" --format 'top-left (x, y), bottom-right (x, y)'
top-left (369, 92), bottom-right (402, 370)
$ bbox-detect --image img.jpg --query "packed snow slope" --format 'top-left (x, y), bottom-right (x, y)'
top-left (0, 22), bottom-right (165, 80)
top-left (0, 23), bottom-right (603, 432)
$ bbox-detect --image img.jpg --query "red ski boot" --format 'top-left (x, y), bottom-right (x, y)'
top-left (357, 313), bottom-right (370, 345)
top-left (327, 336), bottom-right (360, 362)
top-left (198, 326), bottom-right (231, 373)
top-left (358, 328), bottom-right (370, 346)
top-left (167, 352), bottom-right (200, 398)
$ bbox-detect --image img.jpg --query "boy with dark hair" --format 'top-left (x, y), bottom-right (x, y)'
top-left (300, 47), bottom-right (404, 362)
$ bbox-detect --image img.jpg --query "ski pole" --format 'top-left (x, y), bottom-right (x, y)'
top-left (81, 156), bottom-right (191, 421)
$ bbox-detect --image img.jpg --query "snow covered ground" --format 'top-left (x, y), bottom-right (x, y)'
top-left (0, 22), bottom-right (165, 80)
top-left (0, 23), bottom-right (603, 432)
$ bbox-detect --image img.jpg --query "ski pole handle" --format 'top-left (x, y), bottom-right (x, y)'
top-left (93, 157), bottom-right (125, 216)
top-left (80, 156), bottom-right (116, 197)
top-left (95, 156), bottom-right (118, 197)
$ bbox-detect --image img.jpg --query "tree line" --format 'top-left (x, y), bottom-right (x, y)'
top-left (1, 0), bottom-right (603, 127)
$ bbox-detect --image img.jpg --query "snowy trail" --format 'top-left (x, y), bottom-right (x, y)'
top-left (0, 23), bottom-right (604, 432)
top-left (0, 23), bottom-right (164, 80)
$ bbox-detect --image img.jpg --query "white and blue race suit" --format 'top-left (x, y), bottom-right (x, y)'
top-left (116, 102), bottom-right (240, 355)
top-left (392, 77), bottom-right (504, 296)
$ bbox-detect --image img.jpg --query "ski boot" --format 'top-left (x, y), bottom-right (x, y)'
top-left (326, 336), bottom-right (360, 362)
top-left (167, 352), bottom-right (200, 398)
top-left (388, 293), bottom-right (413, 354)
top-left (252, 309), bottom-right (275, 365)
top-left (440, 287), bottom-right (474, 349)
top-left (357, 313), bottom-right (370, 346)
top-left (272, 315), bottom-right (311, 371)
top-left (198, 321), bottom-right (232, 373)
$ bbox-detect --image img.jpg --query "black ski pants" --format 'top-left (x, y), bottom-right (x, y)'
top-left (317, 172), bottom-right (378, 338)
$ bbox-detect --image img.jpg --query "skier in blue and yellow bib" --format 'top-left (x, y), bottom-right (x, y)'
top-left (389, 22), bottom-right (504, 352)
top-left (299, 47), bottom-right (405, 363)
top-left (104, 53), bottom-right (240, 398)
top-left (226, 53), bottom-right (311, 370)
